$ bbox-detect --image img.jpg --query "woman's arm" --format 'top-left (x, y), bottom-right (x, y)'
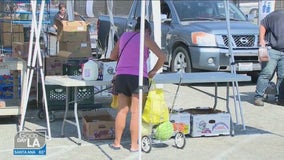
top-left (145, 35), bottom-right (166, 78)
top-left (110, 42), bottom-right (119, 61)
top-left (259, 25), bottom-right (266, 47)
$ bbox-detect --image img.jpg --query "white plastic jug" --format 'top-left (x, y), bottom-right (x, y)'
top-left (82, 59), bottom-right (98, 80)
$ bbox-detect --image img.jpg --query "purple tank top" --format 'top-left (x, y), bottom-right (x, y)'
top-left (116, 31), bottom-right (149, 78)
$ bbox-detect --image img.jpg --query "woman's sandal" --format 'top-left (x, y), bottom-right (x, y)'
top-left (109, 144), bottom-right (122, 150)
top-left (130, 148), bottom-right (139, 152)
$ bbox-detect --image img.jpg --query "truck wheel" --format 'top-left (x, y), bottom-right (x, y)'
top-left (171, 46), bottom-right (192, 73)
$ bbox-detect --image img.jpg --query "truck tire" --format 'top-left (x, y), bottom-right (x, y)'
top-left (171, 46), bottom-right (192, 73)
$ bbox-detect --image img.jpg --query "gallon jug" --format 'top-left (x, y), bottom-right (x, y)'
top-left (82, 59), bottom-right (98, 80)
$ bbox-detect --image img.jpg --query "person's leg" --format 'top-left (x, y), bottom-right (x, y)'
top-left (276, 53), bottom-right (284, 101)
top-left (255, 49), bottom-right (279, 105)
top-left (129, 94), bottom-right (139, 151)
top-left (113, 93), bottom-right (129, 147)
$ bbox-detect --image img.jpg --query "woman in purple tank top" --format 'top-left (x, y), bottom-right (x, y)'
top-left (109, 17), bottom-right (166, 152)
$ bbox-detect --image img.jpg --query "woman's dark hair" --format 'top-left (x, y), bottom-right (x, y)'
top-left (59, 3), bottom-right (66, 10)
top-left (134, 17), bottom-right (151, 34)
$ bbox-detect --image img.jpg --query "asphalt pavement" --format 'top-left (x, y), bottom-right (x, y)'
top-left (0, 77), bottom-right (284, 160)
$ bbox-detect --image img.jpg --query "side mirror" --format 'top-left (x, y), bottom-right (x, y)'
top-left (161, 14), bottom-right (167, 20)
top-left (249, 8), bottom-right (258, 17)
top-left (247, 14), bottom-right (256, 21)
top-left (161, 14), bottom-right (171, 23)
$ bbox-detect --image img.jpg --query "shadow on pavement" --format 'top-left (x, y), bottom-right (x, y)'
top-left (233, 124), bottom-right (271, 136)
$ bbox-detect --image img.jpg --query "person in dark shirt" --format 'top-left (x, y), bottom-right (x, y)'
top-left (254, 10), bottom-right (284, 106)
top-left (53, 3), bottom-right (68, 30)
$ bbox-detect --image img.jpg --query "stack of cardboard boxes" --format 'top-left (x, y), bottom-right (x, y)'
top-left (38, 20), bottom-right (93, 110)
top-left (0, 18), bottom-right (38, 101)
top-left (56, 20), bottom-right (92, 58)
top-left (0, 18), bottom-right (24, 48)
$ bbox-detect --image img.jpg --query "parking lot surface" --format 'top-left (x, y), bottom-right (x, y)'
top-left (1, 79), bottom-right (284, 160)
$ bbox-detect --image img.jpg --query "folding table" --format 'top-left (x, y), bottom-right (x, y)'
top-left (153, 72), bottom-right (251, 135)
top-left (45, 75), bottom-right (111, 144)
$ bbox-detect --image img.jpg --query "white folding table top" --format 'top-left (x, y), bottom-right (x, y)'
top-left (45, 75), bottom-right (111, 87)
top-left (153, 72), bottom-right (251, 84)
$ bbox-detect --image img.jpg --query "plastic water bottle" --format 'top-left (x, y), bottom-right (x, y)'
top-left (82, 59), bottom-right (98, 80)
top-left (258, 47), bottom-right (269, 62)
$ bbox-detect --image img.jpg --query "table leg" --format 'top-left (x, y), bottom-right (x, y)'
top-left (213, 83), bottom-right (218, 109)
top-left (73, 87), bottom-right (82, 145)
top-left (61, 87), bottom-right (69, 137)
top-left (226, 82), bottom-right (234, 136)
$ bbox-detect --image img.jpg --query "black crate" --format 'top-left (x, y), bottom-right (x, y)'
top-left (62, 58), bottom-right (87, 76)
top-left (38, 83), bottom-right (71, 108)
top-left (72, 86), bottom-right (94, 105)
top-left (63, 60), bottom-right (94, 106)
top-left (62, 64), bottom-right (82, 76)
top-left (38, 84), bottom-right (95, 110)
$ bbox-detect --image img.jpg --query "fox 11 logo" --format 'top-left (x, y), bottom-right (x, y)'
top-left (13, 131), bottom-right (46, 155)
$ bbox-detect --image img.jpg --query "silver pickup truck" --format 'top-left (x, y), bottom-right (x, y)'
top-left (97, 0), bottom-right (261, 82)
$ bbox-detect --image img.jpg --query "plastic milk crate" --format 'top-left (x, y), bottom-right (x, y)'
top-left (38, 83), bottom-right (70, 107)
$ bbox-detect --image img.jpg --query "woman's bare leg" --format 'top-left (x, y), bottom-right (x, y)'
top-left (113, 94), bottom-right (129, 147)
top-left (130, 94), bottom-right (139, 151)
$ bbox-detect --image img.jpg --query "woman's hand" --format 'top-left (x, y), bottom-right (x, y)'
top-left (148, 70), bottom-right (157, 79)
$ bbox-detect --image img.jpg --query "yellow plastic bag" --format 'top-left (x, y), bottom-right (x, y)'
top-left (111, 95), bottom-right (118, 109)
top-left (142, 86), bottom-right (169, 125)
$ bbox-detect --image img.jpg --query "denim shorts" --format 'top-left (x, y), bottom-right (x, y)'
top-left (115, 74), bottom-right (149, 97)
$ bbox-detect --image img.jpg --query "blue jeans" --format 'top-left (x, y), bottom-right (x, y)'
top-left (255, 48), bottom-right (284, 99)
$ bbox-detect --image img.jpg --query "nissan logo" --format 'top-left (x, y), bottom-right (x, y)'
top-left (239, 37), bottom-right (249, 44)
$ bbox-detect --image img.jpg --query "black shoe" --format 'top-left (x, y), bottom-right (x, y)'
top-left (275, 96), bottom-right (279, 104)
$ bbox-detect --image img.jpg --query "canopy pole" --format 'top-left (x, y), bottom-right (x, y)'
top-left (20, 0), bottom-right (51, 139)
top-left (104, 0), bottom-right (116, 59)
top-left (138, 1), bottom-right (146, 159)
top-left (224, 0), bottom-right (245, 130)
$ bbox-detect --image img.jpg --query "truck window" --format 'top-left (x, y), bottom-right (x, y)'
top-left (161, 2), bottom-right (171, 18)
top-left (198, 3), bottom-right (215, 18)
top-left (173, 1), bottom-right (247, 21)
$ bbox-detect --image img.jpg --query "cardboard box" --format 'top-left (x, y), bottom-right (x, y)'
top-left (1, 32), bottom-right (24, 47)
top-left (184, 108), bottom-right (230, 137)
top-left (170, 112), bottom-right (191, 135)
top-left (58, 41), bottom-right (92, 58)
top-left (12, 42), bottom-right (45, 59)
top-left (45, 56), bottom-right (68, 75)
top-left (96, 59), bottom-right (116, 81)
top-left (81, 110), bottom-right (115, 140)
top-left (56, 20), bottom-right (88, 42)
top-left (1, 22), bottom-right (23, 32)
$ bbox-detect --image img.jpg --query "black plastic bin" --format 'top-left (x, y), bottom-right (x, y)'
top-left (37, 58), bottom-right (97, 121)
